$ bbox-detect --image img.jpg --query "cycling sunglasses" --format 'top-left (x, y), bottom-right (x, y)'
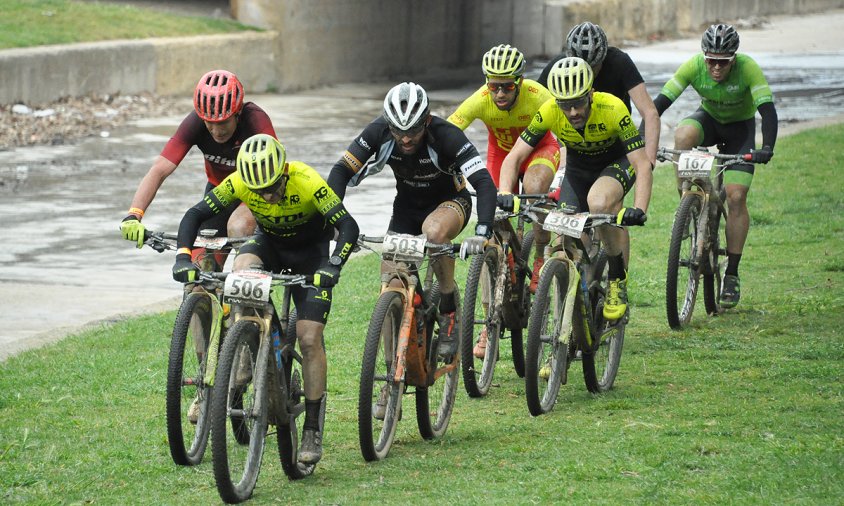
top-left (388, 121), bottom-right (426, 137)
top-left (254, 175), bottom-right (287, 196)
top-left (556, 95), bottom-right (590, 110)
top-left (705, 56), bottom-right (735, 67)
top-left (486, 81), bottom-right (518, 93)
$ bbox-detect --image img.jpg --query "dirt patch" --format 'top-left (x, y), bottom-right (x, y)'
top-left (0, 93), bottom-right (186, 150)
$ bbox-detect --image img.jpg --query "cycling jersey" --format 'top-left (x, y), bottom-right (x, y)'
top-left (520, 92), bottom-right (644, 171)
top-left (659, 53), bottom-right (773, 124)
top-left (448, 79), bottom-right (560, 189)
top-left (328, 115), bottom-right (497, 229)
top-left (177, 161), bottom-right (358, 261)
top-left (160, 102), bottom-right (277, 186)
top-left (539, 47), bottom-right (644, 112)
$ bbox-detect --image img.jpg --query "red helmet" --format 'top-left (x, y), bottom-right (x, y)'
top-left (193, 70), bottom-right (244, 122)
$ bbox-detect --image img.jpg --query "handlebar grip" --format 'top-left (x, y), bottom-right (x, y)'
top-left (742, 153), bottom-right (753, 162)
top-left (547, 188), bottom-right (561, 202)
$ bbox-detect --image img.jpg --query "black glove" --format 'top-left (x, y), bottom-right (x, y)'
top-left (748, 145), bottom-right (773, 164)
top-left (314, 264), bottom-right (341, 288)
top-left (172, 254), bottom-right (198, 283)
top-left (497, 193), bottom-right (520, 212)
top-left (617, 207), bottom-right (647, 226)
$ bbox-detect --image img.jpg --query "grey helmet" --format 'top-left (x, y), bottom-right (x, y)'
top-left (566, 21), bottom-right (608, 67)
top-left (383, 82), bottom-right (429, 131)
top-left (701, 24), bottom-right (740, 55)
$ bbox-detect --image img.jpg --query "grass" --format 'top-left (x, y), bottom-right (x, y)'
top-left (0, 0), bottom-right (254, 49)
top-left (1, 124), bottom-right (843, 504)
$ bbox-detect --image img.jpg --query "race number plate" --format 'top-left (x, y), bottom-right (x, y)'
top-left (193, 236), bottom-right (228, 250)
top-left (382, 233), bottom-right (427, 261)
top-left (543, 211), bottom-right (588, 238)
top-left (677, 152), bottom-right (715, 179)
top-left (224, 270), bottom-right (272, 307)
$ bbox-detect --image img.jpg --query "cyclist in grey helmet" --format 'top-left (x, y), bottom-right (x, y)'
top-left (653, 24), bottom-right (779, 309)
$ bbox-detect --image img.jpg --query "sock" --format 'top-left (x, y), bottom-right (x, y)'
top-left (439, 290), bottom-right (456, 314)
top-left (726, 253), bottom-right (742, 277)
top-left (608, 254), bottom-right (625, 280)
top-left (303, 399), bottom-right (321, 431)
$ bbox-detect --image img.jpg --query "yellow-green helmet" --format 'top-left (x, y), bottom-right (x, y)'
top-left (546, 57), bottom-right (594, 100)
top-left (236, 134), bottom-right (287, 190)
top-left (482, 44), bottom-right (526, 78)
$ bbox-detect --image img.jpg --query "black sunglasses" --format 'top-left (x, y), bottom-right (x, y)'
top-left (705, 56), bottom-right (735, 67)
top-left (388, 121), bottom-right (426, 137)
top-left (555, 95), bottom-right (590, 110)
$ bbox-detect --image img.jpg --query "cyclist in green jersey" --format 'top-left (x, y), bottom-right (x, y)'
top-left (653, 24), bottom-right (779, 308)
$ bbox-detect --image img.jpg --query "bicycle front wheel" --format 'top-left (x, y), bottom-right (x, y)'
top-left (211, 319), bottom-right (266, 504)
top-left (666, 194), bottom-right (703, 329)
top-left (417, 290), bottom-right (461, 439)
top-left (461, 247), bottom-right (500, 397)
top-left (166, 292), bottom-right (214, 466)
top-left (358, 291), bottom-right (404, 461)
top-left (524, 258), bottom-right (569, 416)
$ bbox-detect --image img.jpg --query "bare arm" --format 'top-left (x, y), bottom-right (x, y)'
top-left (627, 148), bottom-right (653, 213)
top-left (499, 138), bottom-right (534, 193)
top-left (128, 156), bottom-right (178, 216)
top-left (629, 83), bottom-right (660, 166)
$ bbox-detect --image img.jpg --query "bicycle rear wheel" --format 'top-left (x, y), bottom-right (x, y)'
top-left (358, 291), bottom-right (404, 461)
top-left (276, 342), bottom-right (317, 479)
top-left (524, 258), bottom-right (569, 416)
top-left (582, 253), bottom-right (625, 393)
top-left (461, 247), bottom-right (500, 397)
top-left (211, 319), bottom-right (266, 504)
top-left (703, 200), bottom-right (727, 315)
top-left (511, 228), bottom-right (534, 377)
top-left (666, 194), bottom-right (703, 329)
top-left (166, 292), bottom-right (213, 466)
top-left (417, 291), bottom-right (461, 439)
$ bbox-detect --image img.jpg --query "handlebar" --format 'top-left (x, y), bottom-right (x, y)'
top-left (656, 146), bottom-right (753, 163)
top-left (143, 230), bottom-right (250, 253)
top-left (199, 270), bottom-right (314, 285)
top-left (357, 234), bottom-right (462, 255)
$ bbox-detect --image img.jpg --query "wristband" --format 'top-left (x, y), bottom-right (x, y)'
top-left (177, 247), bottom-right (192, 255)
top-left (128, 207), bottom-right (145, 219)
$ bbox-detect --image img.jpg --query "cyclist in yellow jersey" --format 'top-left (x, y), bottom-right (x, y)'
top-left (172, 134), bottom-right (360, 465)
top-left (500, 58), bottom-right (652, 321)
top-left (449, 44), bottom-right (562, 310)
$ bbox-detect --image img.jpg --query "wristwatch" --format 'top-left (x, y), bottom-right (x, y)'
top-left (474, 224), bottom-right (492, 239)
top-left (328, 255), bottom-right (343, 267)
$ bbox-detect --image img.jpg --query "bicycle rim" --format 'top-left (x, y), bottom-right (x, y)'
top-left (524, 258), bottom-right (569, 416)
top-left (461, 248), bottom-right (500, 397)
top-left (417, 289), bottom-right (460, 439)
top-left (358, 291), bottom-right (404, 461)
top-left (166, 292), bottom-right (213, 466)
top-left (276, 334), bottom-right (316, 479)
top-left (211, 319), bottom-right (266, 503)
top-left (666, 194), bottom-right (702, 329)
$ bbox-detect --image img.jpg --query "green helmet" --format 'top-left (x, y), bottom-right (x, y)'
top-left (482, 44), bottom-right (526, 78)
top-left (236, 134), bottom-right (287, 190)
top-left (546, 57), bottom-right (594, 100)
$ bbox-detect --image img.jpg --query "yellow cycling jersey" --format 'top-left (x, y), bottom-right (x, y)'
top-left (211, 161), bottom-right (342, 240)
top-left (448, 78), bottom-right (553, 152)
top-left (521, 91), bottom-right (644, 170)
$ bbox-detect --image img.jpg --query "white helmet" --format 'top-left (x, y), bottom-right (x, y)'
top-left (383, 82), bottom-right (429, 131)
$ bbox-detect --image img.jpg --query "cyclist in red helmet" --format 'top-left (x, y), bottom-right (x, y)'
top-left (120, 70), bottom-right (278, 265)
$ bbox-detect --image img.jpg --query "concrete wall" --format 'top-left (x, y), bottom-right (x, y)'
top-left (2, 0), bottom-right (843, 105)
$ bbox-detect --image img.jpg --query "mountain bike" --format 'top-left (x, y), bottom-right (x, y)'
top-left (524, 211), bottom-right (625, 416)
top-left (143, 230), bottom-right (248, 466)
top-left (658, 147), bottom-right (754, 329)
top-left (460, 194), bottom-right (552, 397)
top-left (209, 269), bottom-right (316, 503)
top-left (356, 233), bottom-right (464, 461)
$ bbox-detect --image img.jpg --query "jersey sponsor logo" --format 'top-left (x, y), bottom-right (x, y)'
top-left (356, 137), bottom-right (371, 150)
top-left (204, 154), bottom-right (236, 167)
top-left (313, 186), bottom-right (331, 202)
top-left (519, 114), bottom-right (532, 122)
top-left (328, 208), bottom-right (347, 224)
top-left (455, 141), bottom-right (474, 158)
top-left (254, 211), bottom-right (306, 225)
top-left (527, 85), bottom-right (539, 93)
top-left (587, 123), bottom-right (608, 132)
top-left (289, 194), bottom-right (300, 204)
top-left (460, 156), bottom-right (485, 178)
top-left (618, 115), bottom-right (633, 129)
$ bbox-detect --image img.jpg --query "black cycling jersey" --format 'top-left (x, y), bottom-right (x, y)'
top-left (328, 115), bottom-right (497, 229)
top-left (539, 47), bottom-right (644, 112)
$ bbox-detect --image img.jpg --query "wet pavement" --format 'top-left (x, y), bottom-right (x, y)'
top-left (2, 19), bottom-right (844, 360)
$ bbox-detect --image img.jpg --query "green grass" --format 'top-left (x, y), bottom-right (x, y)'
top-left (0, 0), bottom-right (254, 49)
top-left (2, 125), bottom-right (843, 504)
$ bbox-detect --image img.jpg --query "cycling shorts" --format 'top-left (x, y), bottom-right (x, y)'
top-left (238, 230), bottom-right (332, 324)
top-left (558, 157), bottom-right (636, 213)
top-left (388, 192), bottom-right (472, 236)
top-left (679, 109), bottom-right (756, 187)
top-left (486, 134), bottom-right (560, 193)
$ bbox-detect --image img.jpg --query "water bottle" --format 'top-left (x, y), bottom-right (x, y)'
top-left (548, 165), bottom-right (566, 202)
top-left (271, 326), bottom-right (282, 369)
